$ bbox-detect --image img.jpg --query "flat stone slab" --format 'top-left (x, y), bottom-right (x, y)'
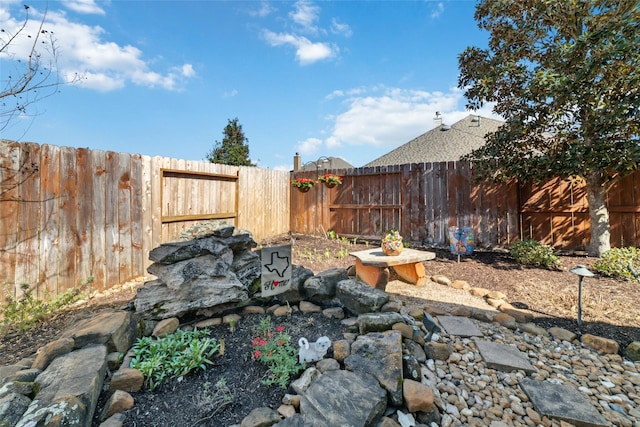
top-left (473, 339), bottom-right (535, 374)
top-left (350, 248), bottom-right (435, 267)
top-left (520, 378), bottom-right (608, 427)
top-left (437, 316), bottom-right (484, 337)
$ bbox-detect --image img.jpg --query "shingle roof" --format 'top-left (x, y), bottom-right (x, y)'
top-left (299, 156), bottom-right (353, 171)
top-left (364, 115), bottom-right (503, 167)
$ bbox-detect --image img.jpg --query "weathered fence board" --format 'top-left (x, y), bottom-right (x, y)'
top-left (290, 162), bottom-right (634, 251)
top-left (1, 141), bottom-right (289, 298)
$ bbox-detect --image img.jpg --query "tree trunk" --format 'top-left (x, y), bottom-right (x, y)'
top-left (585, 174), bottom-right (611, 257)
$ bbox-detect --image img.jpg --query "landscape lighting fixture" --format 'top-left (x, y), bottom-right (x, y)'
top-left (569, 264), bottom-right (594, 326)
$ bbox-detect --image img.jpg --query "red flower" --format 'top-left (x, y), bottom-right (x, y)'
top-left (253, 350), bottom-right (262, 359)
top-left (276, 325), bottom-right (284, 332)
top-left (277, 339), bottom-right (285, 346)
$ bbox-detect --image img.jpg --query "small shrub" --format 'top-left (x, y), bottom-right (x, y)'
top-left (1, 280), bottom-right (90, 334)
top-left (130, 328), bottom-right (220, 391)
top-left (592, 247), bottom-right (640, 281)
top-left (251, 316), bottom-right (305, 389)
top-left (510, 239), bottom-right (560, 269)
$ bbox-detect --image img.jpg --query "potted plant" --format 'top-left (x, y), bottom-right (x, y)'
top-left (381, 230), bottom-right (403, 256)
top-left (291, 178), bottom-right (316, 192)
top-left (318, 173), bottom-right (343, 188)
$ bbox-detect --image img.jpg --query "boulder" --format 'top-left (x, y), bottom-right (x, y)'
top-left (147, 253), bottom-right (234, 290)
top-left (299, 369), bottom-right (387, 426)
top-left (357, 312), bottom-right (407, 335)
top-left (148, 236), bottom-right (232, 265)
top-left (135, 277), bottom-right (249, 320)
top-left (61, 310), bottom-right (138, 354)
top-left (336, 279), bottom-right (389, 314)
top-left (0, 392), bottom-right (31, 427)
top-left (344, 330), bottom-right (404, 406)
top-left (302, 268), bottom-right (349, 304)
top-left (16, 345), bottom-right (107, 427)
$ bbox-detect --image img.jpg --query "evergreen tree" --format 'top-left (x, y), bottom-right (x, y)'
top-left (206, 118), bottom-right (255, 166)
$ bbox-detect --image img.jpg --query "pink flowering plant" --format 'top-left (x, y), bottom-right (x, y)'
top-left (251, 316), bottom-right (305, 388)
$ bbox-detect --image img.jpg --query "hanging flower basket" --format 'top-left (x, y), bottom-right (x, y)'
top-left (291, 178), bottom-right (316, 192)
top-left (318, 173), bottom-right (342, 188)
top-left (381, 230), bottom-right (403, 256)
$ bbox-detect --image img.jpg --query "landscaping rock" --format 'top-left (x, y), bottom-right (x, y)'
top-left (357, 312), bottom-right (406, 335)
top-left (100, 390), bottom-right (134, 421)
top-left (16, 345), bottom-right (107, 427)
top-left (135, 277), bottom-right (248, 320)
top-left (302, 268), bottom-right (349, 304)
top-left (345, 330), bottom-right (404, 406)
top-left (625, 341), bottom-right (640, 361)
top-left (32, 338), bottom-right (75, 371)
top-left (240, 406), bottom-right (281, 427)
top-left (152, 317), bottom-right (179, 337)
top-left (582, 333), bottom-right (620, 354)
top-left (336, 278), bottom-right (389, 314)
top-left (299, 369), bottom-right (387, 426)
top-left (61, 310), bottom-right (137, 354)
top-left (0, 392), bottom-right (31, 427)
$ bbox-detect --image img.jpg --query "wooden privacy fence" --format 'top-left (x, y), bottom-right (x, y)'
top-left (0, 141), bottom-right (290, 299)
top-left (291, 162), bottom-right (640, 250)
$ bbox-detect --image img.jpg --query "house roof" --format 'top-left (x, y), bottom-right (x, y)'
top-left (364, 115), bottom-right (503, 167)
top-left (298, 156), bottom-right (353, 171)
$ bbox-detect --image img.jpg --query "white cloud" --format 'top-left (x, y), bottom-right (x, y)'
top-left (63, 0), bottom-right (106, 15)
top-left (331, 18), bottom-right (352, 37)
top-left (319, 86), bottom-right (500, 150)
top-left (248, 1), bottom-right (275, 18)
top-left (289, 0), bottom-right (320, 33)
top-left (431, 2), bottom-right (445, 19)
top-left (296, 137), bottom-right (323, 156)
top-left (0, 3), bottom-right (194, 92)
top-left (262, 30), bottom-right (336, 65)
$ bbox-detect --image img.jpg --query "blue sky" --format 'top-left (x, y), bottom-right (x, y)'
top-left (1, 0), bottom-right (497, 170)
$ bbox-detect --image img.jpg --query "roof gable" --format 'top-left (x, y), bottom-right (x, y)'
top-left (364, 115), bottom-right (503, 167)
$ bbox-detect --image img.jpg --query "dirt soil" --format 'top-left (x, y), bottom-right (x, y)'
top-left (1, 234), bottom-right (639, 427)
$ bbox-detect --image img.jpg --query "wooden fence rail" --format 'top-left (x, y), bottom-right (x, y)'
top-left (0, 141), bottom-right (290, 299)
top-left (291, 162), bottom-right (640, 251)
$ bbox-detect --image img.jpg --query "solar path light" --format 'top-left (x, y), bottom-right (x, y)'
top-left (569, 265), bottom-right (594, 326)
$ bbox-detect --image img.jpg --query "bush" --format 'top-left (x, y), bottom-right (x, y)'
top-left (1, 280), bottom-right (90, 334)
top-left (130, 329), bottom-right (220, 391)
top-left (592, 247), bottom-right (640, 281)
top-left (510, 239), bottom-right (560, 269)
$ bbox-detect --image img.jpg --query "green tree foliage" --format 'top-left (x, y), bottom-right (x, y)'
top-left (458, 0), bottom-right (640, 256)
top-left (206, 118), bottom-right (255, 166)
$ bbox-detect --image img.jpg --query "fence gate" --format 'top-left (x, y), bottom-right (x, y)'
top-left (160, 168), bottom-right (239, 242)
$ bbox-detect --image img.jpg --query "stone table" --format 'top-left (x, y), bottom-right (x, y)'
top-left (350, 248), bottom-right (435, 290)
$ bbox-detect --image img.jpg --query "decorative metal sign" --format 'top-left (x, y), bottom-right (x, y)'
top-left (260, 244), bottom-right (292, 297)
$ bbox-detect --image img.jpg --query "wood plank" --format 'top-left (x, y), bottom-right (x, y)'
top-left (58, 146), bottom-right (78, 294)
top-left (75, 147), bottom-right (93, 288)
top-left (118, 152), bottom-right (132, 282)
top-left (104, 151), bottom-right (119, 287)
top-left (0, 141), bottom-right (22, 297)
top-left (15, 143), bottom-right (41, 296)
top-left (91, 149), bottom-right (107, 290)
top-left (39, 144), bottom-right (60, 299)
top-left (130, 154), bottom-right (144, 278)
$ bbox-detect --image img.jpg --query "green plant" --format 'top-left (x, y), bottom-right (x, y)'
top-left (327, 230), bottom-right (337, 240)
top-left (317, 173), bottom-right (343, 185)
top-left (510, 239), bottom-right (560, 269)
top-left (1, 282), bottom-right (88, 334)
top-left (592, 247), bottom-right (640, 281)
top-left (130, 329), bottom-right (220, 391)
top-left (291, 178), bottom-right (316, 190)
top-left (251, 316), bottom-right (305, 389)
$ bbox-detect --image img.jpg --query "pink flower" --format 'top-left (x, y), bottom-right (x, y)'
top-left (253, 350), bottom-right (262, 359)
top-left (276, 325), bottom-right (284, 332)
